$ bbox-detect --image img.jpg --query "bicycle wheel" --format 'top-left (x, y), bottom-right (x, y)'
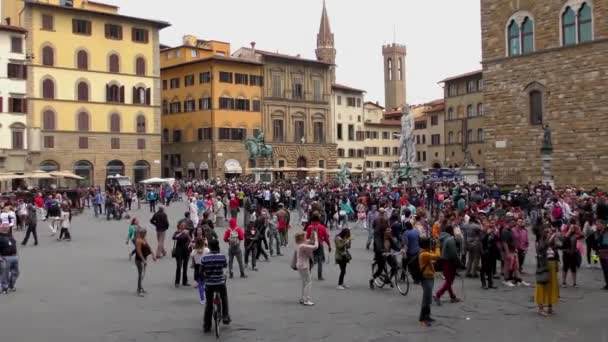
top-left (213, 305), bottom-right (220, 338)
top-left (371, 263), bottom-right (387, 288)
top-left (395, 267), bottom-right (410, 296)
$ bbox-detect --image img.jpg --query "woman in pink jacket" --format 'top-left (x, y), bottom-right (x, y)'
top-left (295, 230), bottom-right (318, 306)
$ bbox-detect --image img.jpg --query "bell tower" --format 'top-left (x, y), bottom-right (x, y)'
top-left (315, 0), bottom-right (336, 83)
top-left (383, 43), bottom-right (407, 110)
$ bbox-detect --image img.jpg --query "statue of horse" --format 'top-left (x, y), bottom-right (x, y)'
top-left (245, 138), bottom-right (272, 160)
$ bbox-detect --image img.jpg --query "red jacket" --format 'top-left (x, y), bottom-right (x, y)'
top-left (229, 198), bottom-right (240, 210)
top-left (305, 222), bottom-right (330, 247)
top-left (35, 196), bottom-right (44, 208)
top-left (223, 227), bottom-right (244, 242)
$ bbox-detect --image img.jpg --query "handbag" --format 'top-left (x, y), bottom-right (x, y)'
top-left (343, 250), bottom-right (352, 262)
top-left (171, 240), bottom-right (177, 258)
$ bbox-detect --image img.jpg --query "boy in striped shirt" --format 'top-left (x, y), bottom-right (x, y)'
top-left (201, 239), bottom-right (231, 333)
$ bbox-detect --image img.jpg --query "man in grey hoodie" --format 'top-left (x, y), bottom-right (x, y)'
top-left (366, 206), bottom-right (378, 250)
top-left (434, 225), bottom-right (461, 305)
top-left (462, 215), bottom-right (482, 278)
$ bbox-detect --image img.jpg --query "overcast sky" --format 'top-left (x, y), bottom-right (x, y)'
top-left (110, 0), bottom-right (481, 106)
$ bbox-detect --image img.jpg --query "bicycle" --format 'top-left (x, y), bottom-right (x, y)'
top-left (212, 292), bottom-right (222, 339)
top-left (371, 251), bottom-right (410, 296)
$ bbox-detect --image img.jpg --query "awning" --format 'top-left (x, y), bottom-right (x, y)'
top-left (224, 159), bottom-right (242, 173)
top-left (199, 161), bottom-right (209, 170)
top-left (50, 170), bottom-right (85, 180)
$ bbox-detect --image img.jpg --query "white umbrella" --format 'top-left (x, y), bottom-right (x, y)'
top-left (50, 170), bottom-right (85, 180)
top-left (140, 177), bottom-right (166, 184)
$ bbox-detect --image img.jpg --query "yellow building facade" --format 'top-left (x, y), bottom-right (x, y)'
top-left (2, 0), bottom-right (169, 185)
top-left (160, 36), bottom-right (263, 179)
top-left (363, 102), bottom-right (401, 178)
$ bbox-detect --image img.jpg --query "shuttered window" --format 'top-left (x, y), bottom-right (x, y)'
top-left (135, 57), bottom-right (146, 76)
top-left (72, 19), bottom-right (92, 35)
top-left (42, 79), bottom-right (55, 99)
top-left (132, 28), bottom-right (149, 43)
top-left (105, 24), bottom-right (123, 40)
top-left (77, 82), bottom-right (89, 101)
top-left (77, 50), bottom-right (88, 70)
top-left (77, 112), bottom-right (89, 131)
top-left (110, 114), bottom-right (121, 132)
top-left (43, 110), bottom-right (56, 130)
top-left (108, 54), bottom-right (120, 73)
top-left (42, 46), bottom-right (54, 66)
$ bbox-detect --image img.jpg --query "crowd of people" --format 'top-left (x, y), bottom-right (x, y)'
top-left (1, 178), bottom-right (608, 331)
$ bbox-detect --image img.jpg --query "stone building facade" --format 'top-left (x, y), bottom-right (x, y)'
top-left (160, 37), bottom-right (263, 180)
top-left (363, 102), bottom-right (400, 176)
top-left (482, 0), bottom-right (608, 187)
top-left (2, 0), bottom-right (169, 186)
top-left (0, 24), bottom-right (28, 191)
top-left (333, 84), bottom-right (365, 171)
top-left (441, 71), bottom-right (485, 169)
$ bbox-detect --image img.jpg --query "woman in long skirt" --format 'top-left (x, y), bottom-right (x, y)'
top-left (535, 226), bottom-right (559, 316)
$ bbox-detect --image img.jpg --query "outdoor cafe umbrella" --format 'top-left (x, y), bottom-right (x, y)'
top-left (50, 170), bottom-right (85, 180)
top-left (24, 170), bottom-right (54, 179)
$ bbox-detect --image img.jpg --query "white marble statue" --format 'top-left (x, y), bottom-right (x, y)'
top-left (399, 105), bottom-right (417, 166)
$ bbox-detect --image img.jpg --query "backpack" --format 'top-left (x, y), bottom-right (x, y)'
top-left (552, 206), bottom-right (563, 220)
top-left (229, 229), bottom-right (240, 247)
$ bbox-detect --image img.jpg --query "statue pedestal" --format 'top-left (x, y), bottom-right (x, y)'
top-left (541, 151), bottom-right (554, 188)
top-left (250, 159), bottom-right (274, 184)
top-left (460, 166), bottom-right (482, 185)
top-left (394, 163), bottom-right (423, 187)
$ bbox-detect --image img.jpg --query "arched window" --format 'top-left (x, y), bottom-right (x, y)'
top-left (508, 20), bottom-right (521, 56)
top-left (477, 103), bottom-right (483, 116)
top-left (74, 160), bottom-right (93, 186)
top-left (521, 17), bottom-right (534, 53)
top-left (110, 113), bottom-right (121, 132)
top-left (136, 115), bottom-right (146, 133)
top-left (133, 86), bottom-right (148, 104)
top-left (387, 58), bottom-right (393, 81)
top-left (108, 53), bottom-right (120, 73)
top-left (42, 79), bottom-right (55, 99)
top-left (529, 90), bottom-right (543, 125)
top-left (77, 50), bottom-right (88, 70)
top-left (397, 58), bottom-right (403, 81)
top-left (448, 131), bottom-right (454, 144)
top-left (106, 84), bottom-right (123, 103)
top-left (39, 160), bottom-right (59, 172)
top-left (456, 131), bottom-right (462, 144)
top-left (467, 129), bottom-right (473, 143)
top-left (133, 160), bottom-right (150, 183)
top-left (77, 81), bottom-right (89, 101)
top-left (106, 160), bottom-right (125, 177)
top-left (135, 57), bottom-right (146, 76)
top-left (467, 104), bottom-right (474, 117)
top-left (447, 107), bottom-right (454, 120)
top-left (77, 112), bottom-right (89, 131)
top-left (562, 7), bottom-right (577, 45)
top-left (42, 46), bottom-right (54, 66)
top-left (477, 128), bottom-right (484, 142)
top-left (43, 110), bottom-right (56, 130)
top-left (578, 3), bottom-right (592, 43)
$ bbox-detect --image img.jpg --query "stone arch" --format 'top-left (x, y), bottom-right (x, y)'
top-left (559, 0), bottom-right (594, 45)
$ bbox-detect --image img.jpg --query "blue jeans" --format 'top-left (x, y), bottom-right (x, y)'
top-left (420, 278), bottom-right (434, 322)
top-left (0, 256), bottom-right (19, 290)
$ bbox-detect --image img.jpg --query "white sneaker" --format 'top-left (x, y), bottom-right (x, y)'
top-left (502, 281), bottom-right (515, 287)
top-left (302, 300), bottom-right (315, 306)
top-left (337, 285), bottom-right (346, 290)
top-left (521, 281), bottom-right (531, 287)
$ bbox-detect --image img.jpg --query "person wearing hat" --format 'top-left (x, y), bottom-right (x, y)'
top-left (0, 222), bottom-right (18, 294)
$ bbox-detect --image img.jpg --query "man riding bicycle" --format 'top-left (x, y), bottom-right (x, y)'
top-left (201, 239), bottom-right (231, 333)
top-left (369, 208), bottom-right (401, 289)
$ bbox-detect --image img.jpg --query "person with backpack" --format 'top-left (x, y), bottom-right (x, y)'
top-left (334, 228), bottom-right (352, 290)
top-left (223, 218), bottom-right (246, 279)
top-left (243, 220), bottom-right (259, 271)
top-left (268, 212), bottom-right (281, 256)
top-left (305, 212), bottom-right (331, 281)
top-left (433, 225), bottom-right (461, 305)
top-left (147, 188), bottom-right (158, 213)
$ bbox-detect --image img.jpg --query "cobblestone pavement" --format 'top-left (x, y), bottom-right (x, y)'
top-left (1, 202), bottom-right (606, 342)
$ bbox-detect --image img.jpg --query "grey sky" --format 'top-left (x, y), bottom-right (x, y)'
top-left (111, 0), bottom-right (481, 106)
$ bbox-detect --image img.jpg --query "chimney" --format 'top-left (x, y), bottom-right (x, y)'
top-left (250, 41), bottom-right (256, 53)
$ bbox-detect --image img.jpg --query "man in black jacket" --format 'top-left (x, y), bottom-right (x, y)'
top-left (0, 224), bottom-right (19, 293)
top-left (150, 207), bottom-right (169, 258)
